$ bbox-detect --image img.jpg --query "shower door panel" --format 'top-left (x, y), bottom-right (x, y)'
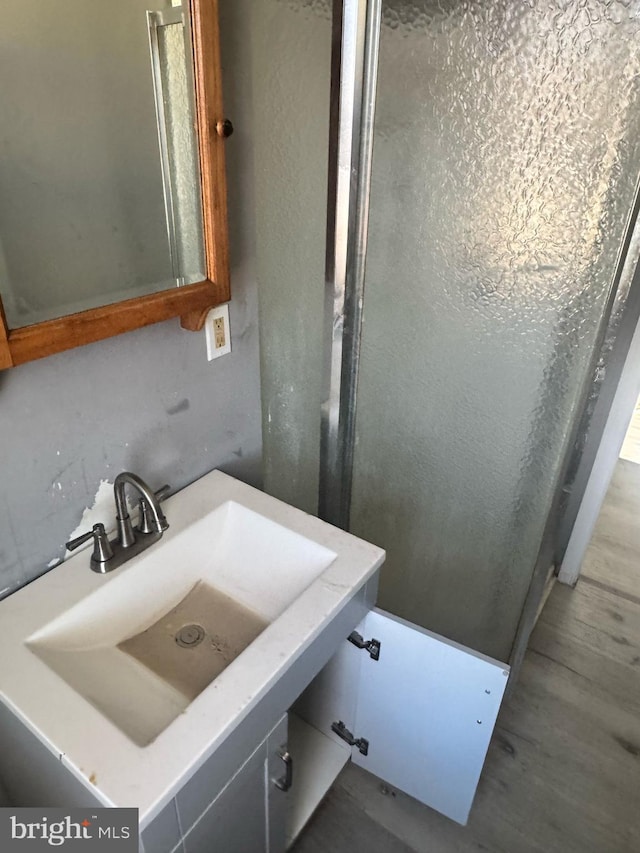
top-left (251, 0), bottom-right (332, 516)
top-left (349, 1), bottom-right (640, 661)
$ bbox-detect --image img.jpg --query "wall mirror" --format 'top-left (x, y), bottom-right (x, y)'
top-left (0, 0), bottom-right (229, 369)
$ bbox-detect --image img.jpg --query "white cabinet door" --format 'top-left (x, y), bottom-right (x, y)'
top-left (182, 742), bottom-right (267, 853)
top-left (182, 714), bottom-right (288, 853)
top-left (305, 607), bottom-right (509, 827)
top-left (349, 608), bottom-right (509, 825)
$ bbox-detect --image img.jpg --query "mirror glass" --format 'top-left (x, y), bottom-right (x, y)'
top-left (0, 0), bottom-right (205, 329)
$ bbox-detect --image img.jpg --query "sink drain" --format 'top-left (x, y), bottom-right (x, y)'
top-left (175, 623), bottom-right (205, 648)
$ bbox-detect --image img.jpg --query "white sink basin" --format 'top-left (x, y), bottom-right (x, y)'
top-left (26, 501), bottom-right (337, 746)
top-left (0, 470), bottom-right (384, 824)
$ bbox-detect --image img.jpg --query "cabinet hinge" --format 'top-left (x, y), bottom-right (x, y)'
top-left (331, 720), bottom-right (369, 756)
top-left (348, 630), bottom-right (381, 661)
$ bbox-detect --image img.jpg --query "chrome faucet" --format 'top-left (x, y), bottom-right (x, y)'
top-left (66, 472), bottom-right (170, 573)
top-left (114, 471), bottom-right (169, 547)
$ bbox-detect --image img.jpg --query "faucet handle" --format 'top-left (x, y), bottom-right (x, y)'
top-left (137, 485), bottom-right (170, 534)
top-left (66, 523), bottom-right (114, 565)
top-left (154, 484), bottom-right (171, 502)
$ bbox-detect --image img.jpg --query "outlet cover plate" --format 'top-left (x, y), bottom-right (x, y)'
top-left (205, 304), bottom-right (231, 361)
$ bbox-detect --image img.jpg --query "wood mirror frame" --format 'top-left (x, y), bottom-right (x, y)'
top-left (0, 0), bottom-right (229, 370)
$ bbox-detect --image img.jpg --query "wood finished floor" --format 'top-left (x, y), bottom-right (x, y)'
top-left (293, 461), bottom-right (640, 853)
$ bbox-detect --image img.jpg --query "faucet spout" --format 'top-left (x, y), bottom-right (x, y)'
top-left (114, 471), bottom-right (169, 548)
top-left (68, 471), bottom-right (170, 572)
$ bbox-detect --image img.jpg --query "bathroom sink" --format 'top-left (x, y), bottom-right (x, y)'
top-left (0, 470), bottom-right (384, 824)
top-left (25, 500), bottom-right (336, 746)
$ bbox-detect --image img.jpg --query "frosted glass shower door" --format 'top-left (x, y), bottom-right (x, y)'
top-left (251, 0), bottom-right (332, 516)
top-left (349, 1), bottom-right (640, 661)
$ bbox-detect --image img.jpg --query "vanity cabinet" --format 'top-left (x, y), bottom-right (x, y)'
top-left (0, 467), bottom-right (509, 851)
top-left (0, 596), bottom-right (508, 853)
top-left (0, 593), bottom-right (508, 853)
top-left (142, 607), bottom-right (510, 852)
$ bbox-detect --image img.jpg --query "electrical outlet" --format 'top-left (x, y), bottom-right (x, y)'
top-left (213, 316), bottom-right (225, 349)
top-left (204, 304), bottom-right (231, 361)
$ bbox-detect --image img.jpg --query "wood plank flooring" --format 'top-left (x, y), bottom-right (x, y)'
top-left (580, 460), bottom-right (640, 601)
top-left (293, 461), bottom-right (640, 853)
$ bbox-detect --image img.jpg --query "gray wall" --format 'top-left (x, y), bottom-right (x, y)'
top-left (0, 1), bottom-right (262, 597)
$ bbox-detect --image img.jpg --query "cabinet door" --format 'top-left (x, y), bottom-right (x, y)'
top-left (349, 608), bottom-right (509, 825)
top-left (182, 714), bottom-right (288, 853)
top-left (182, 740), bottom-right (268, 853)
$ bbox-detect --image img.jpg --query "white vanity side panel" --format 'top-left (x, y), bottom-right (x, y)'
top-left (0, 699), bottom-right (103, 809)
top-left (353, 608), bottom-right (509, 825)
